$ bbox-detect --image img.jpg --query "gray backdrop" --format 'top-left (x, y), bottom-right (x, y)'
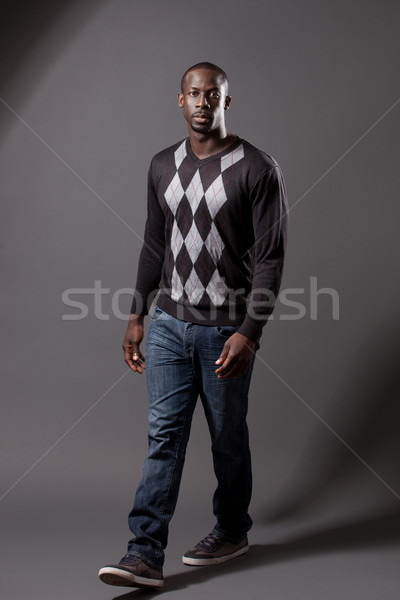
top-left (1, 1), bottom-right (399, 599)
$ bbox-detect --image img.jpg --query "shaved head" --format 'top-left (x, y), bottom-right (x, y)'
top-left (180, 62), bottom-right (229, 93)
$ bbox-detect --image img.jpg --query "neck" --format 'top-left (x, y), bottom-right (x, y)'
top-left (188, 126), bottom-right (236, 160)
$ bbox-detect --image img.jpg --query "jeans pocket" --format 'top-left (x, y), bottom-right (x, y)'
top-left (150, 305), bottom-right (164, 320)
top-left (215, 325), bottom-right (238, 338)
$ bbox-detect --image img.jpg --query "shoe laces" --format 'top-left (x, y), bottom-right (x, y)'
top-left (197, 531), bottom-right (226, 551)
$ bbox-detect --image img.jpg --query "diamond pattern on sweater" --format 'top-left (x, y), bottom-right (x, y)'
top-left (175, 244), bottom-right (193, 281)
top-left (185, 267), bottom-right (205, 305)
top-left (204, 174), bottom-right (227, 219)
top-left (175, 141), bottom-right (187, 169)
top-left (171, 221), bottom-right (184, 259)
top-left (175, 197), bottom-right (192, 238)
top-left (164, 172), bottom-right (184, 215)
top-left (171, 266), bottom-right (184, 300)
top-left (206, 269), bottom-right (229, 306)
top-left (204, 222), bottom-right (224, 261)
top-left (221, 143), bottom-right (244, 172)
top-left (165, 141), bottom-right (244, 306)
top-left (194, 245), bottom-right (218, 287)
top-left (185, 220), bottom-right (203, 263)
top-left (185, 170), bottom-right (204, 214)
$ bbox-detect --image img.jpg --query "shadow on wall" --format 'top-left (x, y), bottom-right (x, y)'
top-left (263, 316), bottom-right (400, 523)
top-left (0, 0), bottom-right (104, 132)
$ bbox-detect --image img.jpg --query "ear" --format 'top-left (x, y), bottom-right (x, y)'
top-left (224, 95), bottom-right (232, 110)
top-left (177, 93), bottom-right (184, 108)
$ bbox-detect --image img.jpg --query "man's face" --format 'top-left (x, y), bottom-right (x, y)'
top-left (178, 68), bottom-right (231, 134)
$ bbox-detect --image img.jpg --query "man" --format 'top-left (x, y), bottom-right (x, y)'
top-left (99, 62), bottom-right (288, 589)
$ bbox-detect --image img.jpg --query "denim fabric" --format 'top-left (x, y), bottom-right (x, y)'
top-left (127, 306), bottom-right (257, 568)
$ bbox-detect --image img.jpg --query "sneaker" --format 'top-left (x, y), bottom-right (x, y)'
top-left (182, 530), bottom-right (249, 566)
top-left (98, 554), bottom-right (164, 588)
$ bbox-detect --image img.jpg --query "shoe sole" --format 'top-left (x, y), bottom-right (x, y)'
top-left (182, 543), bottom-right (249, 566)
top-left (98, 567), bottom-right (164, 588)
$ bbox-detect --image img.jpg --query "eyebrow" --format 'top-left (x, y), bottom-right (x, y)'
top-left (188, 86), bottom-right (221, 92)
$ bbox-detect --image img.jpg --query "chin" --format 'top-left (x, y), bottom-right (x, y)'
top-left (190, 123), bottom-right (212, 134)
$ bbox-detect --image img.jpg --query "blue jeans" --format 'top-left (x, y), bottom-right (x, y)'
top-left (127, 306), bottom-right (257, 569)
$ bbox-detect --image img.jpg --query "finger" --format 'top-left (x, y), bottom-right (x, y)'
top-left (215, 353), bottom-right (234, 375)
top-left (133, 352), bottom-right (145, 364)
top-left (124, 351), bottom-right (145, 373)
top-left (217, 357), bottom-right (248, 379)
top-left (217, 366), bottom-right (236, 378)
top-left (215, 345), bottom-right (229, 365)
top-left (127, 360), bottom-right (145, 374)
top-left (132, 352), bottom-right (145, 366)
top-left (217, 365), bottom-right (243, 379)
top-left (132, 362), bottom-right (144, 374)
top-left (122, 344), bottom-right (144, 360)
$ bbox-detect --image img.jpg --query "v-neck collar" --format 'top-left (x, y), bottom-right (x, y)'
top-left (185, 136), bottom-right (242, 166)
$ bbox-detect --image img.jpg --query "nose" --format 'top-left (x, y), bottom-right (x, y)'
top-left (196, 93), bottom-right (210, 109)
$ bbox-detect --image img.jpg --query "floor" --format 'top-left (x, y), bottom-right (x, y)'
top-left (2, 510), bottom-right (399, 599)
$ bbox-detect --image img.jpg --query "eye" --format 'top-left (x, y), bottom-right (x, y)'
top-left (189, 91), bottom-right (198, 96)
top-left (210, 91), bottom-right (221, 99)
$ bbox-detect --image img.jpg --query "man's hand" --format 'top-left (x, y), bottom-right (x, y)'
top-left (215, 332), bottom-right (256, 379)
top-left (122, 314), bottom-right (145, 374)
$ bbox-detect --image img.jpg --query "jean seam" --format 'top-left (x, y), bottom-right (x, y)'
top-left (158, 367), bottom-right (196, 553)
top-left (127, 550), bottom-right (162, 571)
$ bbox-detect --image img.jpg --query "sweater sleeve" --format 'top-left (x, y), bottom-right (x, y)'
top-left (130, 161), bottom-right (166, 315)
top-left (237, 166), bottom-right (288, 341)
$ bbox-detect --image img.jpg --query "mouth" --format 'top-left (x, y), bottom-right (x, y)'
top-left (193, 112), bottom-right (211, 122)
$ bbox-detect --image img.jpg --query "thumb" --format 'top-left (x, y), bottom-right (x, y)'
top-left (132, 342), bottom-right (141, 359)
top-left (216, 344), bottom-right (229, 365)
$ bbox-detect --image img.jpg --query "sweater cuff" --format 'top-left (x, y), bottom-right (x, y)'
top-left (237, 315), bottom-right (267, 343)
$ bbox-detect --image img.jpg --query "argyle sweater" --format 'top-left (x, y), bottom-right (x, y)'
top-left (130, 137), bottom-right (288, 342)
